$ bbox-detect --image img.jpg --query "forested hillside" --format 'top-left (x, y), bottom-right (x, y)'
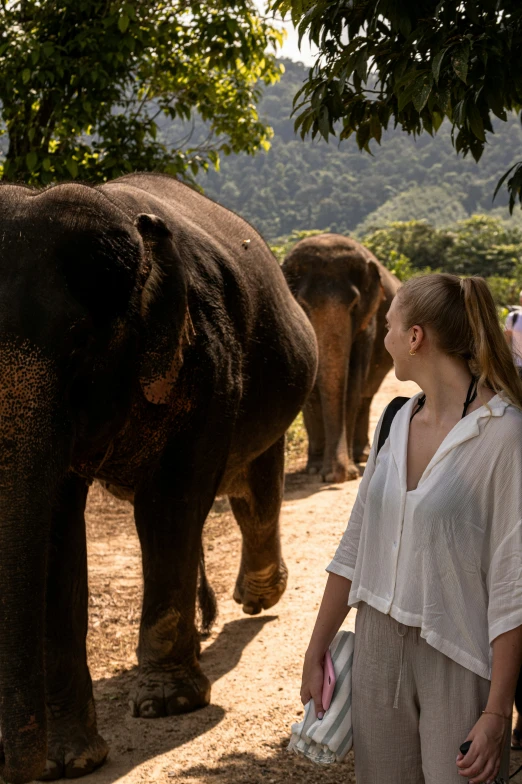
top-left (197, 59), bottom-right (522, 240)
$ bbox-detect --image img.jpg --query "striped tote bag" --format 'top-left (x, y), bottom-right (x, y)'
top-left (288, 629), bottom-right (354, 764)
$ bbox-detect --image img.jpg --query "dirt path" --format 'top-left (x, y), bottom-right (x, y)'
top-left (84, 371), bottom-right (521, 784)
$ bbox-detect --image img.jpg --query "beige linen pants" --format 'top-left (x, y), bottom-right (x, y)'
top-left (352, 603), bottom-right (510, 784)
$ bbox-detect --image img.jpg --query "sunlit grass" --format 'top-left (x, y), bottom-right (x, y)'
top-left (285, 411), bottom-right (308, 469)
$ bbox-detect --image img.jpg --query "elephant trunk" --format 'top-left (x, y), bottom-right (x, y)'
top-left (310, 302), bottom-right (353, 483)
top-left (0, 346), bottom-right (68, 783)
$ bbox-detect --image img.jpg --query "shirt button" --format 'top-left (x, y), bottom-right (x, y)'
top-left (393, 541), bottom-right (398, 548)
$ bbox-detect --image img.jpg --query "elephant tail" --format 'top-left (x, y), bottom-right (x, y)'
top-left (198, 546), bottom-right (217, 636)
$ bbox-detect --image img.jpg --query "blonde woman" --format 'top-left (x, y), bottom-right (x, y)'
top-left (301, 274), bottom-right (522, 784)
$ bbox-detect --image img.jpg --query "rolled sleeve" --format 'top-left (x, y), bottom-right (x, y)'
top-left (487, 520), bottom-right (522, 644)
top-left (326, 409), bottom-right (386, 580)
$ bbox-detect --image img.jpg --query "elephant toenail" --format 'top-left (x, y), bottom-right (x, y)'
top-left (139, 700), bottom-right (158, 718)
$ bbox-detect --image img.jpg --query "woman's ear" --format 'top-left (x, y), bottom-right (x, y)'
top-left (410, 324), bottom-right (424, 351)
top-left (136, 213), bottom-right (193, 404)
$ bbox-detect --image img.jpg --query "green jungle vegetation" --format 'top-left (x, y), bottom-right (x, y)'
top-left (0, 1), bottom-right (283, 184)
top-left (187, 59), bottom-right (522, 309)
top-left (196, 59), bottom-right (522, 241)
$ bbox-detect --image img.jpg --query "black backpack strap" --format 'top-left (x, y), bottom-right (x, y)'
top-left (376, 396), bottom-right (410, 456)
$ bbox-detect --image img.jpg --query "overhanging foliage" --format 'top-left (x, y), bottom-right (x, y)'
top-left (0, 1), bottom-right (283, 184)
top-left (270, 1), bottom-right (522, 210)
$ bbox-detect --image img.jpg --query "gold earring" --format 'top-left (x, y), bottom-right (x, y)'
top-left (409, 349), bottom-right (416, 356)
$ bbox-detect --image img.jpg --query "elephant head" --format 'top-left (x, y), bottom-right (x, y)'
top-left (0, 184), bottom-right (190, 782)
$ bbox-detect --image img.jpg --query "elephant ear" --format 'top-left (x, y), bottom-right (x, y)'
top-left (359, 258), bottom-right (386, 332)
top-left (136, 213), bottom-right (193, 405)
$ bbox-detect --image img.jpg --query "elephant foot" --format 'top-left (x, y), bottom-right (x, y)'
top-left (129, 663), bottom-right (211, 718)
top-left (233, 559), bottom-right (288, 614)
top-left (305, 459), bottom-right (322, 476)
top-left (354, 445), bottom-right (371, 464)
top-left (322, 461), bottom-right (359, 483)
top-left (38, 722), bottom-right (108, 780)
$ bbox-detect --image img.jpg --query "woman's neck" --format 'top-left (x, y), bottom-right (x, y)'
top-left (411, 358), bottom-right (493, 424)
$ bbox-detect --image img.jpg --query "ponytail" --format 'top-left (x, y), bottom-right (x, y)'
top-left (397, 273), bottom-right (522, 409)
top-left (460, 277), bottom-right (522, 408)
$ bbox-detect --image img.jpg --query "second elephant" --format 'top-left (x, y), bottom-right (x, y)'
top-left (283, 233), bottom-right (399, 482)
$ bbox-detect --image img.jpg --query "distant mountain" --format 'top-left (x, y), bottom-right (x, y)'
top-left (197, 59), bottom-right (522, 240)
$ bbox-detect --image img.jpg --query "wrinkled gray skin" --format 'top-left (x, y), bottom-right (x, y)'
top-left (282, 233), bottom-right (400, 482)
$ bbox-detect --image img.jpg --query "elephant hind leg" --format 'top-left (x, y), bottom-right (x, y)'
top-left (229, 436), bottom-right (288, 615)
top-left (197, 547), bottom-right (217, 636)
top-left (302, 385), bottom-right (325, 475)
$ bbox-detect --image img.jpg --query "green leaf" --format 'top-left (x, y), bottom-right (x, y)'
top-left (412, 77), bottom-right (432, 113)
top-left (431, 111), bottom-right (444, 132)
top-left (318, 105), bottom-right (330, 141)
top-left (42, 157), bottom-right (51, 171)
top-left (370, 113), bottom-right (382, 143)
top-left (398, 83), bottom-right (415, 111)
top-left (467, 104), bottom-right (485, 142)
top-left (452, 41), bottom-right (470, 84)
top-left (118, 14), bottom-right (129, 33)
top-left (22, 68), bottom-right (31, 84)
top-left (432, 46), bottom-right (450, 84)
top-left (66, 159), bottom-right (79, 178)
top-left (26, 151), bottom-right (38, 172)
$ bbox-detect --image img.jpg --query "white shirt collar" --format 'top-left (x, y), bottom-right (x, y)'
top-left (390, 391), bottom-right (509, 491)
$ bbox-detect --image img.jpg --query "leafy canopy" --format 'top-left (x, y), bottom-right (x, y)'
top-left (0, 0), bottom-right (283, 184)
top-left (270, 1), bottom-right (522, 209)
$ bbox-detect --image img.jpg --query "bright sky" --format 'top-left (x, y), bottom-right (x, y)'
top-left (252, 1), bottom-right (319, 66)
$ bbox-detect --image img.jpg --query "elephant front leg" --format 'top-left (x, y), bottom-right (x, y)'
top-left (229, 436), bottom-right (288, 615)
top-left (345, 330), bottom-right (374, 473)
top-left (302, 385), bottom-right (325, 475)
top-left (130, 452), bottom-right (223, 719)
top-left (42, 474), bottom-right (108, 781)
top-left (353, 396), bottom-right (371, 463)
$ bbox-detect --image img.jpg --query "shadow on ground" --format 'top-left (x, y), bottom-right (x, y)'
top-left (90, 616), bottom-right (277, 783)
top-left (177, 746), bottom-right (355, 784)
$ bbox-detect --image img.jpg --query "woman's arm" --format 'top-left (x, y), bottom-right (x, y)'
top-left (456, 625), bottom-right (522, 784)
top-left (487, 625), bottom-right (522, 716)
top-left (300, 573), bottom-right (352, 717)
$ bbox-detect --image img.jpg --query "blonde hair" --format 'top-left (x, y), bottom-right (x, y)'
top-left (396, 273), bottom-right (522, 409)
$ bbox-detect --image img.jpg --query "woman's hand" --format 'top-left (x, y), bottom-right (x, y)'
top-left (301, 650), bottom-right (325, 718)
top-left (456, 713), bottom-right (507, 784)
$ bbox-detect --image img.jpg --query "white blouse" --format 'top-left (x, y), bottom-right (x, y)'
top-left (327, 392), bottom-right (522, 680)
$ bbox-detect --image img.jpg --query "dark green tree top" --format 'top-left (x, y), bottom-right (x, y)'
top-left (270, 1), bottom-right (522, 209)
top-left (0, 0), bottom-right (283, 184)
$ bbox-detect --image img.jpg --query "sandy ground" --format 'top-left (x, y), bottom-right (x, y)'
top-left (83, 370), bottom-right (522, 784)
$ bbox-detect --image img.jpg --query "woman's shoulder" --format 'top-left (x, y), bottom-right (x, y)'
top-left (485, 396), bottom-right (522, 445)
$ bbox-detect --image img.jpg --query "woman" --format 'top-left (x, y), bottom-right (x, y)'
top-left (301, 274), bottom-right (522, 784)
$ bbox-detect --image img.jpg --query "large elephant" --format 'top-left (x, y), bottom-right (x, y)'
top-left (282, 233), bottom-right (399, 482)
top-left (0, 174), bottom-right (317, 783)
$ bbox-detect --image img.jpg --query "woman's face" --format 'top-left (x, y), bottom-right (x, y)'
top-left (384, 297), bottom-right (417, 381)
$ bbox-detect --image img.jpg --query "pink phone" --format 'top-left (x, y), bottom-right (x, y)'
top-left (322, 649), bottom-right (336, 712)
